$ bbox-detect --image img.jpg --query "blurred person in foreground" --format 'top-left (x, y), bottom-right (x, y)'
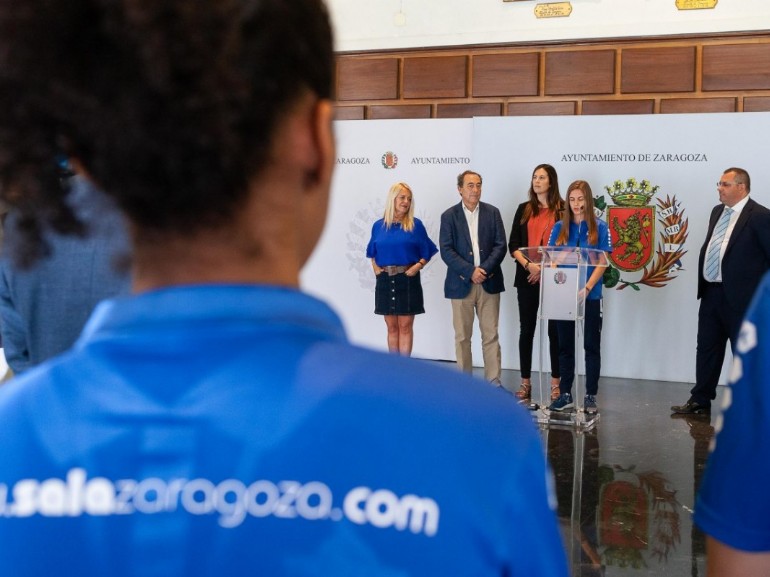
top-left (0, 1), bottom-right (568, 576)
top-left (695, 271), bottom-right (770, 576)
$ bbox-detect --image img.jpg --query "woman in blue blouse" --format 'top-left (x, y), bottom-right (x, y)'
top-left (366, 182), bottom-right (438, 355)
top-left (547, 180), bottom-right (612, 414)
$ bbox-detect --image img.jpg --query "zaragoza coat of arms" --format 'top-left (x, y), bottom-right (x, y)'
top-left (596, 178), bottom-right (688, 291)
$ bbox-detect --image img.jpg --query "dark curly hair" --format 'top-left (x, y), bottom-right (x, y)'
top-left (0, 0), bottom-right (334, 264)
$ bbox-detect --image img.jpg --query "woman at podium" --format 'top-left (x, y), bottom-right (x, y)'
top-left (546, 180), bottom-right (612, 414)
top-left (508, 164), bottom-right (564, 401)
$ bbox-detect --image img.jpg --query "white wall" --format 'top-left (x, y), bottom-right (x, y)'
top-left (326, 0), bottom-right (770, 52)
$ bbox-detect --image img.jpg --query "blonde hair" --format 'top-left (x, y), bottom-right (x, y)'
top-left (383, 182), bottom-right (415, 232)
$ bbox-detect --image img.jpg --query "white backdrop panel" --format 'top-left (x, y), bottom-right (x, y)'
top-left (473, 112), bottom-right (770, 384)
top-left (302, 119), bottom-right (472, 362)
top-left (303, 113), bottom-right (770, 384)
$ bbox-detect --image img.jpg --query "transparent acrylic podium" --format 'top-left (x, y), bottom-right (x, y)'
top-left (519, 246), bottom-right (609, 430)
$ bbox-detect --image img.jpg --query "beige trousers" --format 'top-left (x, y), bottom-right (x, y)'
top-left (450, 284), bottom-right (501, 383)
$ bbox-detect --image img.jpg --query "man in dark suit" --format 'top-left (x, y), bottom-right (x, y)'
top-left (672, 167), bottom-right (770, 414)
top-left (440, 170), bottom-right (507, 384)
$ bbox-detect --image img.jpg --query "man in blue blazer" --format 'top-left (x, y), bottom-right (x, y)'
top-left (0, 174), bottom-right (130, 374)
top-left (672, 167), bottom-right (770, 414)
top-left (440, 170), bottom-right (507, 384)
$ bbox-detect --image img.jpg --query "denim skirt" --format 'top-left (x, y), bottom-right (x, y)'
top-left (374, 271), bottom-right (425, 315)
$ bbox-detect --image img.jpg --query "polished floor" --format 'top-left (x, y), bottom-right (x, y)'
top-left (492, 368), bottom-right (720, 577)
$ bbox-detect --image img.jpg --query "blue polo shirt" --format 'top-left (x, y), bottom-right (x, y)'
top-left (0, 285), bottom-right (567, 576)
top-left (695, 272), bottom-right (770, 551)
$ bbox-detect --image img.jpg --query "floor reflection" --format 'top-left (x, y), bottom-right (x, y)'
top-left (458, 364), bottom-right (721, 576)
top-left (533, 375), bottom-right (719, 577)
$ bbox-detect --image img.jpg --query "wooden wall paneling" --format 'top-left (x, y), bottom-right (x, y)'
top-left (703, 44), bottom-right (770, 91)
top-left (333, 106), bottom-right (366, 120)
top-left (403, 56), bottom-right (468, 99)
top-left (582, 100), bottom-right (655, 115)
top-left (507, 101), bottom-right (576, 116)
top-left (745, 96), bottom-right (770, 112)
top-left (336, 58), bottom-right (399, 101)
top-left (368, 105), bottom-right (433, 120)
top-left (472, 53), bottom-right (539, 97)
top-left (436, 103), bottom-right (502, 118)
top-left (545, 50), bottom-right (615, 95)
top-left (332, 35), bottom-right (770, 122)
top-left (621, 47), bottom-right (696, 93)
top-left (660, 97), bottom-right (736, 114)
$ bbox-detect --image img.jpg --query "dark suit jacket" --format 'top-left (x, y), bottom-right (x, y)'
top-left (440, 201), bottom-right (506, 299)
top-left (697, 197), bottom-right (770, 314)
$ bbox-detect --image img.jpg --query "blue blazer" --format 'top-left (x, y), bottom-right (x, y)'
top-left (439, 201), bottom-right (507, 299)
top-left (697, 197), bottom-right (770, 313)
top-left (0, 177), bottom-right (131, 373)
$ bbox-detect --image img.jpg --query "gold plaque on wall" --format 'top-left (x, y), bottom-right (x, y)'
top-left (534, 2), bottom-right (572, 18)
top-left (675, 0), bottom-right (717, 9)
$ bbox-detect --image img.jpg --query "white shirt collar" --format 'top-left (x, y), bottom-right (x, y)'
top-left (727, 195), bottom-right (750, 215)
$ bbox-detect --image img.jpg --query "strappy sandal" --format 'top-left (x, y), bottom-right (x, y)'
top-left (515, 382), bottom-right (531, 399)
top-left (550, 379), bottom-right (561, 401)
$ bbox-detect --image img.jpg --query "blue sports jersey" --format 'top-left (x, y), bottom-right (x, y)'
top-left (0, 285), bottom-right (567, 576)
top-left (548, 219), bottom-right (612, 300)
top-left (695, 272), bottom-right (770, 552)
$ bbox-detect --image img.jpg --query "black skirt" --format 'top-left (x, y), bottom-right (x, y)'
top-left (374, 271), bottom-right (425, 315)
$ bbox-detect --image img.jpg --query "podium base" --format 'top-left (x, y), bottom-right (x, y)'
top-left (532, 407), bottom-right (600, 431)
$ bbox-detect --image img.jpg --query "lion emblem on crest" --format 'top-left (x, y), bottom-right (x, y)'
top-left (595, 178), bottom-right (689, 291)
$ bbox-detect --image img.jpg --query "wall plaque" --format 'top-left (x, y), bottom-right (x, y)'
top-left (675, 0), bottom-right (717, 9)
top-left (534, 2), bottom-right (573, 18)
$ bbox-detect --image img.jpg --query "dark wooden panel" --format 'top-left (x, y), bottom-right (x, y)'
top-left (472, 53), bottom-right (539, 97)
top-left (403, 56), bottom-right (467, 99)
top-left (368, 105), bottom-right (432, 119)
top-left (745, 96), bottom-right (770, 112)
top-left (703, 44), bottom-right (770, 91)
top-left (333, 106), bottom-right (365, 121)
top-left (582, 100), bottom-right (654, 115)
top-left (621, 47), bottom-right (695, 93)
top-left (507, 101), bottom-right (576, 116)
top-left (436, 103), bottom-right (502, 118)
top-left (336, 58), bottom-right (399, 101)
top-left (545, 50), bottom-right (615, 95)
top-left (660, 98), bottom-right (736, 114)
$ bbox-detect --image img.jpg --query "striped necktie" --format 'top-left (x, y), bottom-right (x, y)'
top-left (704, 207), bottom-right (733, 282)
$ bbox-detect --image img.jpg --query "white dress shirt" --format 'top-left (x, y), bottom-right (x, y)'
top-left (462, 202), bottom-right (481, 267)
